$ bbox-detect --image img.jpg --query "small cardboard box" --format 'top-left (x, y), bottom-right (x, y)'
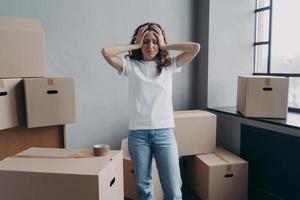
top-left (174, 110), bottom-right (216, 156)
top-left (187, 147), bottom-right (248, 200)
top-left (0, 17), bottom-right (46, 78)
top-left (0, 147), bottom-right (124, 200)
top-left (237, 75), bottom-right (289, 118)
top-left (121, 138), bottom-right (163, 200)
top-left (23, 77), bottom-right (76, 128)
top-left (0, 78), bottom-right (25, 130)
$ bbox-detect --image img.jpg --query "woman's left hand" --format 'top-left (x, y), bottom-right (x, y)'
top-left (153, 25), bottom-right (166, 49)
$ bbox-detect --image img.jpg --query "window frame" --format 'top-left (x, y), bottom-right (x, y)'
top-left (254, 0), bottom-right (300, 112)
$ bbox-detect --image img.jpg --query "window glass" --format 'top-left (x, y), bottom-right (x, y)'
top-left (288, 77), bottom-right (300, 109)
top-left (255, 44), bottom-right (269, 73)
top-left (256, 0), bottom-right (270, 9)
top-left (271, 0), bottom-right (300, 74)
top-left (255, 10), bottom-right (269, 42)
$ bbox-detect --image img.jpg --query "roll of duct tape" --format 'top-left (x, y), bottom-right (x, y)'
top-left (93, 144), bottom-right (110, 156)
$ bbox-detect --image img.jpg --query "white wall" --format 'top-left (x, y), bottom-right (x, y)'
top-left (208, 0), bottom-right (255, 107)
top-left (0, 0), bottom-right (196, 149)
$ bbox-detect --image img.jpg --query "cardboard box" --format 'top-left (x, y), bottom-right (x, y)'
top-left (187, 147), bottom-right (248, 200)
top-left (0, 125), bottom-right (65, 161)
top-left (121, 138), bottom-right (163, 200)
top-left (0, 78), bottom-right (25, 130)
top-left (0, 17), bottom-right (46, 78)
top-left (237, 75), bottom-right (289, 118)
top-left (0, 147), bottom-right (124, 200)
top-left (23, 77), bottom-right (76, 128)
top-left (174, 110), bottom-right (216, 156)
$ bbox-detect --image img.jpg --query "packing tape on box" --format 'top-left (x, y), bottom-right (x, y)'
top-left (0, 80), bottom-right (4, 88)
top-left (48, 78), bottom-right (54, 86)
top-left (214, 152), bottom-right (233, 174)
top-left (264, 78), bottom-right (271, 86)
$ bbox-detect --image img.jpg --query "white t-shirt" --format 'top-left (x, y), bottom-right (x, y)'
top-left (119, 57), bottom-right (181, 130)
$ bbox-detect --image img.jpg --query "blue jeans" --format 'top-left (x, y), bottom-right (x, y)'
top-left (128, 128), bottom-right (182, 200)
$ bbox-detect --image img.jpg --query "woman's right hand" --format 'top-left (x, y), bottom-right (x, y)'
top-left (134, 25), bottom-right (148, 47)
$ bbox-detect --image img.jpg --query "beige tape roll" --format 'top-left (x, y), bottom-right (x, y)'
top-left (93, 144), bottom-right (110, 156)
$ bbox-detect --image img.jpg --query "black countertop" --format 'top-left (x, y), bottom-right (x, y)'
top-left (207, 106), bottom-right (300, 130)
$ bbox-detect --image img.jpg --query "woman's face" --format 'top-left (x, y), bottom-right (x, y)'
top-left (141, 31), bottom-right (159, 61)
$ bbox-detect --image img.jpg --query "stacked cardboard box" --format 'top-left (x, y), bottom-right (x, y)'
top-left (186, 147), bottom-right (248, 200)
top-left (0, 16), bottom-right (76, 130)
top-left (174, 110), bottom-right (248, 200)
top-left (0, 147), bottom-right (124, 200)
top-left (0, 125), bottom-right (65, 160)
top-left (0, 16), bottom-right (126, 200)
top-left (174, 110), bottom-right (217, 156)
top-left (0, 78), bottom-right (24, 130)
top-left (23, 77), bottom-right (76, 128)
top-left (237, 75), bottom-right (289, 118)
top-left (0, 17), bottom-right (75, 182)
top-left (0, 17), bottom-right (46, 78)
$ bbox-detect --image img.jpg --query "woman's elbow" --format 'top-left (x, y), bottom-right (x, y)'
top-left (194, 43), bottom-right (201, 53)
top-left (101, 48), bottom-right (107, 58)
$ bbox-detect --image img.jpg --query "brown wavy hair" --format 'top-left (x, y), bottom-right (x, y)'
top-left (126, 22), bottom-right (171, 76)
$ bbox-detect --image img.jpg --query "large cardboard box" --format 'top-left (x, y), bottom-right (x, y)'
top-left (121, 138), bottom-right (163, 200)
top-left (174, 110), bottom-right (216, 156)
top-left (0, 17), bottom-right (46, 78)
top-left (0, 125), bottom-right (65, 160)
top-left (187, 147), bottom-right (248, 200)
top-left (237, 75), bottom-right (289, 118)
top-left (0, 78), bottom-right (25, 130)
top-left (0, 147), bottom-right (124, 200)
top-left (23, 77), bottom-right (76, 128)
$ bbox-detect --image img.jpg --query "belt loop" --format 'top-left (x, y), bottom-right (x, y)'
top-left (149, 129), bottom-right (152, 144)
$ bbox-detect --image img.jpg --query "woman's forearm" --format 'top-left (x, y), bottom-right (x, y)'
top-left (101, 44), bottom-right (141, 57)
top-left (160, 42), bottom-right (200, 53)
top-left (160, 42), bottom-right (201, 67)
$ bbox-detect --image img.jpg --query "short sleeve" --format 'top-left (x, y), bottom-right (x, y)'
top-left (119, 57), bottom-right (132, 76)
top-left (170, 56), bottom-right (182, 74)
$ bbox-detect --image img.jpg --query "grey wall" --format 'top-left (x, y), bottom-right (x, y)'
top-left (0, 0), bottom-right (197, 149)
top-left (3, 0), bottom-right (295, 154)
top-left (192, 0), bottom-right (209, 110)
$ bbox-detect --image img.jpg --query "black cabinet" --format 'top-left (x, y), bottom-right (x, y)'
top-left (241, 124), bottom-right (300, 200)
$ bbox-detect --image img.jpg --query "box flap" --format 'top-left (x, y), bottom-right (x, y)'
top-left (0, 147), bottom-right (122, 175)
top-left (174, 110), bottom-right (216, 118)
top-left (196, 153), bottom-right (227, 166)
top-left (196, 147), bottom-right (247, 166)
top-left (215, 147), bottom-right (247, 164)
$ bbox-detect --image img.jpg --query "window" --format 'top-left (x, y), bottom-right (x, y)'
top-left (254, 0), bottom-right (300, 111)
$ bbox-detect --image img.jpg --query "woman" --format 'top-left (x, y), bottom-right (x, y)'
top-left (101, 22), bottom-right (200, 200)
